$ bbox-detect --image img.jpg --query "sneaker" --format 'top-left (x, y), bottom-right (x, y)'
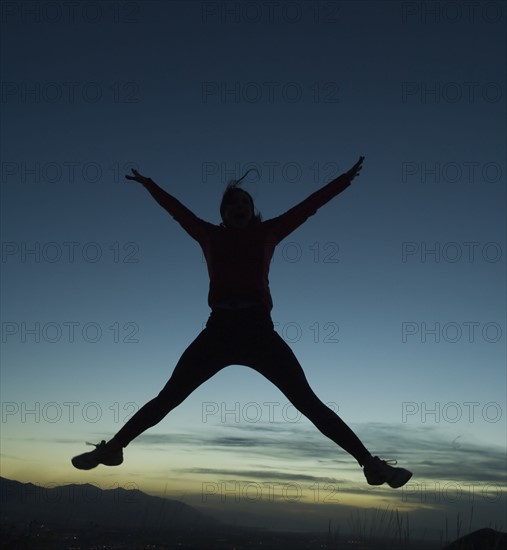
top-left (363, 456), bottom-right (412, 488)
top-left (71, 440), bottom-right (123, 470)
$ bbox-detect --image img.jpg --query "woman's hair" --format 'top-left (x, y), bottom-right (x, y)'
top-left (220, 168), bottom-right (262, 226)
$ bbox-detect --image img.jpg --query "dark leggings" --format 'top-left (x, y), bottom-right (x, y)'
top-left (112, 306), bottom-right (371, 466)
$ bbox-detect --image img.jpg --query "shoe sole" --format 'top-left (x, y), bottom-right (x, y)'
top-left (387, 469), bottom-right (412, 488)
top-left (71, 455), bottom-right (123, 470)
top-left (71, 458), bottom-right (98, 470)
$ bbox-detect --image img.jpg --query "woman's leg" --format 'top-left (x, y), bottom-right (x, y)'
top-left (111, 327), bottom-right (230, 448)
top-left (247, 331), bottom-right (372, 466)
top-left (72, 316), bottom-right (235, 469)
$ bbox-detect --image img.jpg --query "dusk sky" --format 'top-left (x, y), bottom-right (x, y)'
top-left (1, 0), bottom-right (506, 540)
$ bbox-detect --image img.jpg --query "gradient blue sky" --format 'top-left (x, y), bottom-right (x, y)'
top-left (1, 0), bottom-right (506, 540)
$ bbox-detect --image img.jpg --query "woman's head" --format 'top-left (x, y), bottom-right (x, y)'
top-left (220, 169), bottom-right (262, 228)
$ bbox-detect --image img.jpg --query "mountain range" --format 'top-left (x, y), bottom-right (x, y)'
top-left (0, 476), bottom-right (217, 533)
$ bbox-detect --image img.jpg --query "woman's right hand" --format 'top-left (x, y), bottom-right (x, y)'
top-left (125, 168), bottom-right (154, 186)
top-left (345, 156), bottom-right (365, 182)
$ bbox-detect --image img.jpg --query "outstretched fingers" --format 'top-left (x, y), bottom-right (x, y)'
top-left (125, 168), bottom-right (140, 180)
top-left (125, 168), bottom-right (152, 185)
top-left (348, 155), bottom-right (365, 180)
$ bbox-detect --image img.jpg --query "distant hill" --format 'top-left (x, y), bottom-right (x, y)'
top-left (442, 527), bottom-right (507, 550)
top-left (0, 476), bottom-right (218, 532)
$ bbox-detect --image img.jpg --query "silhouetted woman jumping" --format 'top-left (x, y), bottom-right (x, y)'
top-left (72, 156), bottom-right (412, 488)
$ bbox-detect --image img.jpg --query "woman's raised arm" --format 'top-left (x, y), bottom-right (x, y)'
top-left (125, 168), bottom-right (176, 211)
top-left (125, 168), bottom-right (208, 242)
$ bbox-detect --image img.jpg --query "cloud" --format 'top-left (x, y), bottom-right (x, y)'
top-left (0, 452), bottom-right (25, 461)
top-left (44, 420), bottom-right (506, 489)
top-left (176, 467), bottom-right (345, 485)
top-left (132, 422), bottom-right (506, 487)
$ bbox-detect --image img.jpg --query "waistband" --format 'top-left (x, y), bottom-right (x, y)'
top-left (211, 303), bottom-right (269, 315)
top-left (207, 303), bottom-right (273, 328)
top-left (213, 299), bottom-right (264, 310)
